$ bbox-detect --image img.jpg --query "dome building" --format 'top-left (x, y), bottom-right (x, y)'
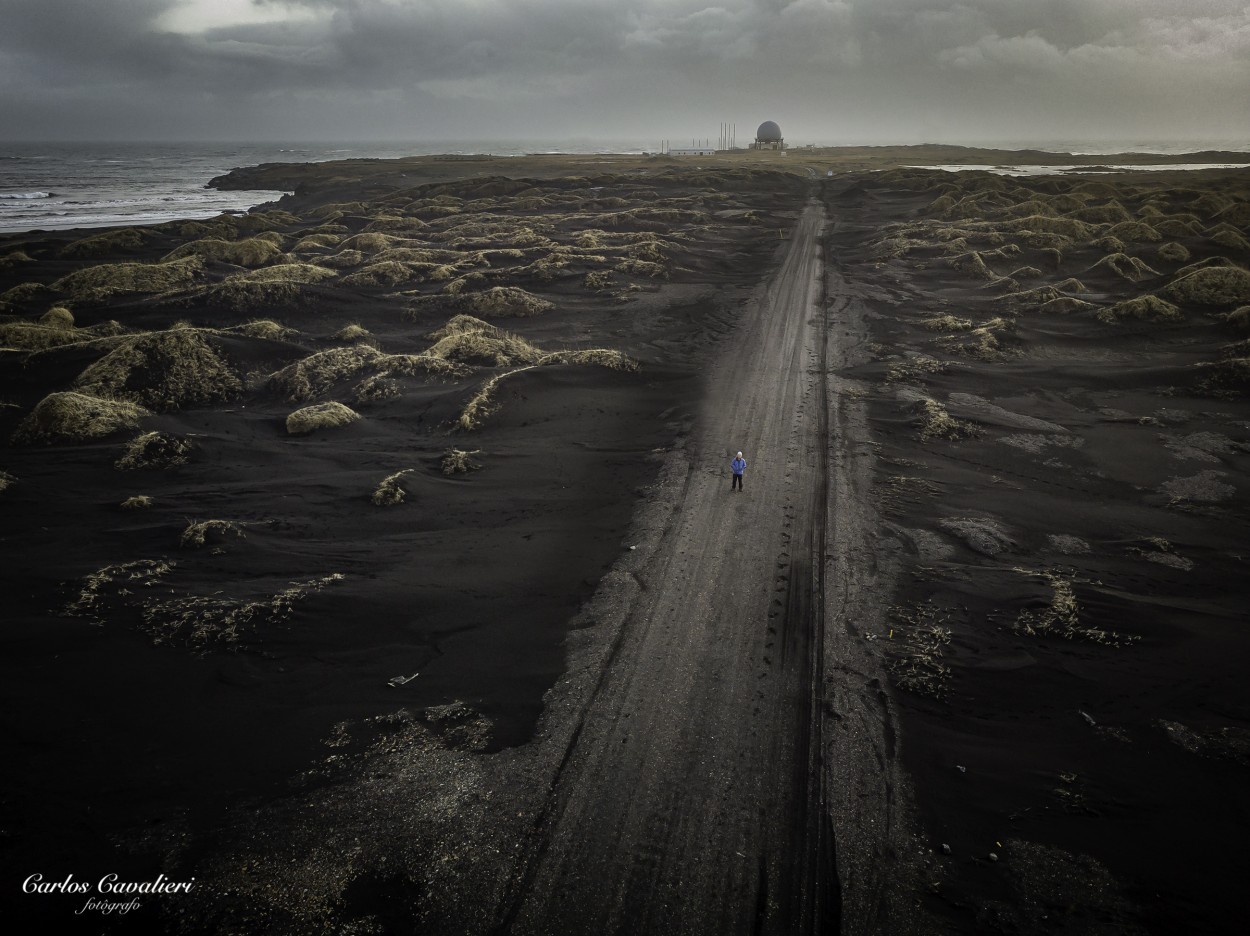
top-left (752, 121), bottom-right (784, 151)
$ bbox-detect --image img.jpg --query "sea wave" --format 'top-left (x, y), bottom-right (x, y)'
top-left (0, 191), bottom-right (52, 199)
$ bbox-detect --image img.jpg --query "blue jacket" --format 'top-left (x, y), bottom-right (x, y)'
top-left (731, 457), bottom-right (746, 475)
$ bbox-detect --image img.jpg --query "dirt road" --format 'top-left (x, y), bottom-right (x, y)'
top-left (498, 200), bottom-right (914, 935)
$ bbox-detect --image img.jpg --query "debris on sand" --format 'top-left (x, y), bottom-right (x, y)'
top-left (939, 516), bottom-right (1016, 555)
top-left (1159, 720), bottom-right (1250, 766)
top-left (1159, 469), bottom-right (1235, 504)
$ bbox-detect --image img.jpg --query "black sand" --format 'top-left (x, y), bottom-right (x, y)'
top-left (1, 149), bottom-right (1248, 934)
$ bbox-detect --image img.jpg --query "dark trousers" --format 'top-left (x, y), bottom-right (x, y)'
top-left (731, 473), bottom-right (743, 490)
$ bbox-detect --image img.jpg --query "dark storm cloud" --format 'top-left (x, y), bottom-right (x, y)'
top-left (1, 0), bottom-right (1247, 142)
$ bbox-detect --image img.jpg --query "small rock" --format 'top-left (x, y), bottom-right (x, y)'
top-left (988, 852), bottom-right (999, 862)
top-left (941, 843), bottom-right (952, 855)
top-left (956, 764), bottom-right (967, 773)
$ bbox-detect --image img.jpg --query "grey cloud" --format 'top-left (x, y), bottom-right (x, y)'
top-left (0, 0), bottom-right (1246, 142)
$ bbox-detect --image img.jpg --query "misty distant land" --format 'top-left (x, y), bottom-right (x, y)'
top-left (2, 143), bottom-right (1248, 935)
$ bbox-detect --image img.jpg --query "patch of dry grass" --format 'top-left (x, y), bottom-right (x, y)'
top-left (12, 391), bottom-right (149, 444)
top-left (120, 495), bottom-right (153, 510)
top-left (181, 519), bottom-right (247, 549)
top-left (915, 397), bottom-right (979, 440)
top-left (1011, 568), bottom-right (1134, 646)
top-left (919, 314), bottom-right (973, 331)
top-left (65, 558), bottom-right (176, 620)
top-left (139, 572), bottom-right (346, 647)
top-left (372, 469), bottom-right (414, 506)
top-left (885, 601), bottom-right (953, 697)
top-left (115, 431), bottom-right (193, 470)
top-left (286, 401), bottom-right (361, 434)
top-left (0, 470), bottom-right (15, 493)
top-left (442, 448), bottom-right (482, 475)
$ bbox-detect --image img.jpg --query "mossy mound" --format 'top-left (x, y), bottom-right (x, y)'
top-left (268, 345), bottom-right (466, 403)
top-left (0, 250), bottom-right (35, 270)
top-left (340, 261), bottom-right (418, 288)
top-left (62, 228), bottom-right (146, 258)
top-left (407, 286), bottom-right (554, 320)
top-left (38, 306), bottom-right (75, 329)
top-left (332, 323), bottom-right (374, 345)
top-left (0, 322), bottom-right (85, 350)
top-left (319, 250), bottom-right (366, 270)
top-left (12, 391), bottom-right (149, 444)
top-left (1225, 306), bottom-right (1250, 333)
top-left (427, 324), bottom-right (545, 367)
top-left (1162, 266), bottom-right (1250, 308)
top-left (0, 470), bottom-right (16, 493)
top-left (1097, 295), bottom-right (1184, 324)
top-left (1007, 215), bottom-right (1099, 240)
top-left (53, 256), bottom-right (204, 302)
top-left (339, 232), bottom-right (406, 254)
top-left (189, 280), bottom-right (307, 312)
top-left (120, 495), bottom-right (153, 510)
top-left (74, 328), bottom-right (242, 411)
top-left (1091, 235), bottom-right (1126, 254)
top-left (1085, 253), bottom-right (1160, 282)
top-left (1210, 230), bottom-right (1250, 253)
top-left (1038, 297), bottom-right (1097, 314)
top-left (231, 319), bottom-right (297, 340)
top-left (292, 233), bottom-right (343, 252)
top-left (0, 282), bottom-right (51, 309)
top-left (286, 401), bottom-right (361, 435)
top-left (1157, 242), bottom-right (1191, 264)
top-left (1154, 219), bottom-right (1202, 238)
top-left (226, 263), bottom-right (337, 286)
top-left (1067, 202), bottom-right (1132, 224)
top-left (1105, 221), bottom-right (1161, 243)
top-left (162, 237), bottom-right (283, 268)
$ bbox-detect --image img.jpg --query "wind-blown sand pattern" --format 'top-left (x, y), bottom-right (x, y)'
top-left (1, 149), bottom-right (1248, 934)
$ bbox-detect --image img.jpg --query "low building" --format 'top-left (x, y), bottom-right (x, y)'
top-left (670, 146), bottom-right (717, 156)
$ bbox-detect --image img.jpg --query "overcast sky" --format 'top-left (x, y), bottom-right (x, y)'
top-left (2, 0), bottom-right (1247, 145)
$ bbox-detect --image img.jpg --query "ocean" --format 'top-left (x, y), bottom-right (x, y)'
top-left (2, 138), bottom-right (1247, 236)
top-left (0, 140), bottom-right (650, 235)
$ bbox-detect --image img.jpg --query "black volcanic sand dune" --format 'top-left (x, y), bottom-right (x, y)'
top-left (0, 165), bottom-right (806, 930)
top-left (825, 167), bottom-right (1250, 934)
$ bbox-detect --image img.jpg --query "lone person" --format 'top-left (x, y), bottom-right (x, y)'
top-left (731, 451), bottom-right (746, 491)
